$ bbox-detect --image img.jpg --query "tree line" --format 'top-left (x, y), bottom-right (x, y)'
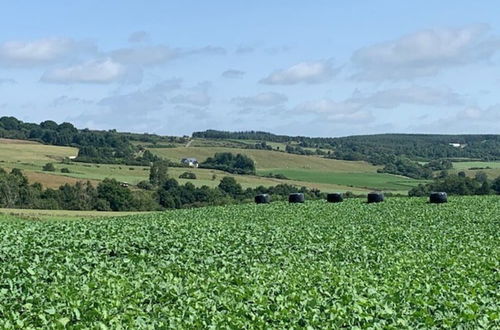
top-left (409, 172), bottom-right (500, 196)
top-left (0, 163), bottom-right (323, 212)
top-left (0, 116), bottom-right (183, 166)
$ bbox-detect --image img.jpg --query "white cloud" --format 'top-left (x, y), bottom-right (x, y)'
top-left (128, 31), bottom-right (150, 43)
top-left (109, 44), bottom-right (225, 68)
top-left (235, 46), bottom-right (255, 54)
top-left (98, 79), bottom-right (182, 113)
top-left (0, 78), bottom-right (16, 85)
top-left (110, 46), bottom-right (180, 66)
top-left (72, 79), bottom-right (211, 134)
top-left (458, 105), bottom-right (500, 122)
top-left (170, 82), bottom-right (212, 107)
top-left (352, 24), bottom-right (500, 80)
top-left (351, 86), bottom-right (464, 108)
top-left (295, 99), bottom-right (373, 124)
top-left (0, 37), bottom-right (94, 67)
top-left (232, 92), bottom-right (288, 107)
top-left (221, 69), bottom-right (245, 79)
top-left (41, 58), bottom-right (127, 84)
top-left (410, 105), bottom-right (500, 133)
top-left (171, 92), bottom-right (211, 107)
top-left (51, 95), bottom-right (94, 107)
top-left (260, 60), bottom-right (337, 85)
top-left (185, 46), bottom-right (226, 56)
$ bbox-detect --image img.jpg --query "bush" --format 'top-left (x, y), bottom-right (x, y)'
top-left (60, 168), bottom-right (70, 173)
top-left (201, 153), bottom-right (256, 175)
top-left (137, 180), bottom-right (154, 190)
top-left (42, 163), bottom-right (56, 172)
top-left (179, 172), bottom-right (197, 179)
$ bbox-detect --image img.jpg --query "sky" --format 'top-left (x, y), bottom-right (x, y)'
top-left (1, 1), bottom-right (500, 137)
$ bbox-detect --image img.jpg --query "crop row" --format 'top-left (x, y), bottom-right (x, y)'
top-left (0, 196), bottom-right (498, 328)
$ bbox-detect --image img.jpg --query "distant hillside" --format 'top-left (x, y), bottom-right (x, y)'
top-left (193, 130), bottom-right (500, 162)
top-left (2, 116), bottom-right (499, 181)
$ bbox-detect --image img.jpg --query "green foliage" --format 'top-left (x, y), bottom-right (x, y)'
top-left (149, 160), bottom-right (169, 186)
top-left (409, 174), bottom-right (497, 196)
top-left (202, 152), bottom-right (256, 175)
top-left (179, 171), bottom-right (196, 179)
top-left (42, 163), bottom-right (55, 172)
top-left (378, 157), bottom-right (433, 179)
top-left (193, 129), bottom-right (500, 161)
top-left (97, 178), bottom-right (134, 211)
top-left (424, 159), bottom-right (453, 171)
top-left (218, 176), bottom-right (243, 197)
top-left (60, 167), bottom-right (70, 173)
top-left (0, 197), bottom-right (498, 327)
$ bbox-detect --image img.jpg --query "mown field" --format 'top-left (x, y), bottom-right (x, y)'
top-left (452, 161), bottom-right (500, 178)
top-left (258, 169), bottom-right (422, 191)
top-left (0, 196), bottom-right (498, 328)
top-left (0, 148), bottom-right (369, 193)
top-left (149, 146), bottom-right (424, 192)
top-left (1, 138), bottom-right (413, 193)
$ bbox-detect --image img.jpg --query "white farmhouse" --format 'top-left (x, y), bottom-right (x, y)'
top-left (181, 157), bottom-right (199, 168)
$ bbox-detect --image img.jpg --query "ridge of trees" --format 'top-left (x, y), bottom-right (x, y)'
top-left (0, 163), bottom-right (323, 212)
top-left (193, 129), bottom-right (500, 161)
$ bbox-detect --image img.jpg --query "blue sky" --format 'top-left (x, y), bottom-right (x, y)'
top-left (1, 1), bottom-right (499, 137)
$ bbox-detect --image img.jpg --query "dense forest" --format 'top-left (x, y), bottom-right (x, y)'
top-left (193, 129), bottom-right (500, 161)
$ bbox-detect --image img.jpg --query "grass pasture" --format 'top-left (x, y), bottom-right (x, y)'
top-left (0, 138), bottom-right (424, 193)
top-left (452, 161), bottom-right (500, 178)
top-left (0, 196), bottom-right (498, 328)
top-left (0, 140), bottom-right (371, 192)
top-left (259, 169), bottom-right (423, 191)
top-left (150, 146), bottom-right (423, 192)
top-left (0, 138), bottom-right (78, 163)
top-left (148, 146), bottom-right (377, 172)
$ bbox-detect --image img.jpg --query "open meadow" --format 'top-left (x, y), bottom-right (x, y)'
top-left (0, 196), bottom-right (498, 328)
top-left (1, 138), bottom-right (424, 193)
top-left (452, 161), bottom-right (500, 179)
top-left (149, 146), bottom-right (423, 192)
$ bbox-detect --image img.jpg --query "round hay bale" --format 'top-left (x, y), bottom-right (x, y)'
top-left (367, 192), bottom-right (384, 203)
top-left (327, 193), bottom-right (343, 203)
top-left (254, 194), bottom-right (271, 204)
top-left (288, 193), bottom-right (305, 203)
top-left (429, 192), bottom-right (447, 204)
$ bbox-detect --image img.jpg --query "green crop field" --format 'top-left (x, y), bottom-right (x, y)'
top-left (1, 196), bottom-right (498, 328)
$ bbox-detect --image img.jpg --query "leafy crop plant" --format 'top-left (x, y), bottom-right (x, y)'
top-left (0, 196), bottom-right (498, 328)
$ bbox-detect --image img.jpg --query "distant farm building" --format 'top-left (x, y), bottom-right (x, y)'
top-left (181, 158), bottom-right (199, 168)
top-left (449, 143), bottom-right (465, 148)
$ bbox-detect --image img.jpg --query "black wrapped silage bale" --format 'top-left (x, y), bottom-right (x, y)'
top-left (254, 194), bottom-right (271, 204)
top-left (367, 192), bottom-right (384, 203)
top-left (327, 193), bottom-right (343, 203)
top-left (288, 193), bottom-right (305, 203)
top-left (429, 192), bottom-right (447, 204)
